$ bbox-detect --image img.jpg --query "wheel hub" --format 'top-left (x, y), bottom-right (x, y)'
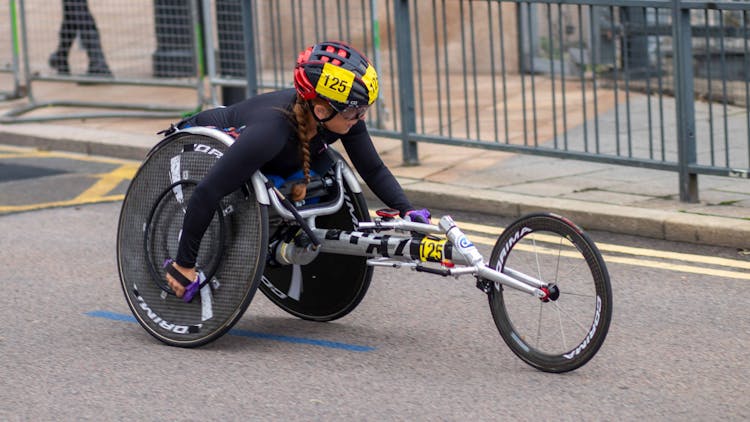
top-left (540, 284), bottom-right (560, 302)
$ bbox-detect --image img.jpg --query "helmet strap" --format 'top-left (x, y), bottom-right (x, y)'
top-left (307, 100), bottom-right (336, 124)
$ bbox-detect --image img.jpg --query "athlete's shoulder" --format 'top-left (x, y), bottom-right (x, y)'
top-left (221, 89), bottom-right (294, 127)
top-left (238, 88), bottom-right (296, 108)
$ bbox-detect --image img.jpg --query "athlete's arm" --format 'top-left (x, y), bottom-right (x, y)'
top-left (176, 119), bottom-right (289, 267)
top-left (341, 120), bottom-right (413, 215)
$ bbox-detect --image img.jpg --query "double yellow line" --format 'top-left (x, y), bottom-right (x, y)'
top-left (453, 220), bottom-right (750, 281)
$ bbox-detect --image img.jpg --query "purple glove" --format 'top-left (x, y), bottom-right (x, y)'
top-left (405, 208), bottom-right (431, 224)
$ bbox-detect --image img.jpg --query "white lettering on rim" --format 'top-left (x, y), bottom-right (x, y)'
top-left (563, 295), bottom-right (602, 359)
top-left (136, 295), bottom-right (196, 334)
top-left (494, 226), bottom-right (533, 291)
top-left (261, 275), bottom-right (288, 299)
top-left (193, 144), bottom-right (224, 159)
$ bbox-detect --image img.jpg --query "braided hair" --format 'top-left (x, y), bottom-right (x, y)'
top-left (289, 94), bottom-right (314, 202)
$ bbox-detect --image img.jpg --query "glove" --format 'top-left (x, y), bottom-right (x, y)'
top-left (404, 208), bottom-right (431, 224)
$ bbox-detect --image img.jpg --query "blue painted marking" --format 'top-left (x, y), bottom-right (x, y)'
top-left (85, 310), bottom-right (375, 352)
top-left (228, 328), bottom-right (374, 352)
top-left (87, 310), bottom-right (135, 322)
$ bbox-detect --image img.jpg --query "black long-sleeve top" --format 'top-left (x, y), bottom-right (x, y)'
top-left (175, 88), bottom-right (412, 267)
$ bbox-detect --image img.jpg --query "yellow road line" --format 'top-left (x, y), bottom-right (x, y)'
top-left (0, 160), bottom-right (137, 213)
top-left (0, 145), bottom-right (48, 155)
top-left (367, 209), bottom-right (749, 277)
top-left (367, 211), bottom-right (749, 270)
top-left (449, 219), bottom-right (750, 271)
top-left (601, 254), bottom-right (750, 280)
top-left (0, 195), bottom-right (124, 213)
top-left (0, 145), bottom-right (138, 165)
top-left (470, 234), bottom-right (750, 281)
top-left (44, 151), bottom-right (138, 166)
top-left (0, 151), bottom-right (50, 159)
top-left (75, 164), bottom-right (138, 201)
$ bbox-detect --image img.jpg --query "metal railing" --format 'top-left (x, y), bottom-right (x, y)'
top-left (1, 0), bottom-right (205, 122)
top-left (225, 0), bottom-right (750, 202)
top-left (1, 0), bottom-right (747, 201)
top-left (387, 0), bottom-right (750, 202)
top-left (0, 0), bottom-right (22, 100)
top-left (201, 0), bottom-right (388, 123)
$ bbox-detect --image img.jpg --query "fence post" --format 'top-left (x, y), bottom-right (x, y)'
top-left (394, 0), bottom-right (419, 165)
top-left (217, 0), bottom-right (248, 105)
top-left (370, 0), bottom-right (386, 129)
top-left (241, 0), bottom-right (258, 98)
top-left (153, 0), bottom-right (196, 77)
top-left (2, 0), bottom-right (22, 100)
top-left (672, 0), bottom-right (699, 202)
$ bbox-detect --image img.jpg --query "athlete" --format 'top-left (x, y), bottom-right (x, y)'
top-left (164, 41), bottom-right (431, 301)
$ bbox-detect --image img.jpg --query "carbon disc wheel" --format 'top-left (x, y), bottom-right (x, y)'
top-left (117, 131), bottom-right (268, 347)
top-left (259, 162), bottom-right (373, 322)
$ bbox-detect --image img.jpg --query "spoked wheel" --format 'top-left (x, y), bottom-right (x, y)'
top-left (117, 131), bottom-right (268, 347)
top-left (259, 155), bottom-right (373, 322)
top-left (487, 213), bottom-right (612, 373)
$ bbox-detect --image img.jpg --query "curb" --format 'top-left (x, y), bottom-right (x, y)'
top-left (2, 127), bottom-right (748, 250)
top-left (0, 123), bottom-right (154, 160)
top-left (399, 180), bottom-right (750, 249)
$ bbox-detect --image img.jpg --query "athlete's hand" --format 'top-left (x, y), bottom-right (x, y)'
top-left (404, 208), bottom-right (431, 224)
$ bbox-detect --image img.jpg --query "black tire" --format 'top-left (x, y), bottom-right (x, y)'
top-left (117, 132), bottom-right (267, 347)
top-left (259, 158), bottom-right (373, 322)
top-left (487, 213), bottom-right (612, 373)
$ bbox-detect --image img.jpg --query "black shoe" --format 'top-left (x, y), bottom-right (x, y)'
top-left (87, 61), bottom-right (112, 77)
top-left (48, 52), bottom-right (70, 75)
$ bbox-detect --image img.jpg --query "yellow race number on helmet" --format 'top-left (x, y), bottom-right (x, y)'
top-left (361, 64), bottom-right (379, 105)
top-left (315, 62), bottom-right (355, 104)
top-left (294, 41), bottom-right (379, 111)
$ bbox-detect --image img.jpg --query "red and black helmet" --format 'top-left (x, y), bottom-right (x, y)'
top-left (293, 41), bottom-right (379, 112)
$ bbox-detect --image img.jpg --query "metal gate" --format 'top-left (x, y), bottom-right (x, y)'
top-left (2, 0), bottom-right (748, 202)
top-left (1, 0), bottom-right (205, 122)
top-left (0, 0), bottom-right (22, 100)
top-left (212, 0), bottom-right (750, 202)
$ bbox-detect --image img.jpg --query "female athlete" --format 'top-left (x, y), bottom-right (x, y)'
top-left (164, 40), bottom-right (431, 301)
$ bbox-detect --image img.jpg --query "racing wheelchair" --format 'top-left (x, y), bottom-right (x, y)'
top-left (117, 127), bottom-right (612, 373)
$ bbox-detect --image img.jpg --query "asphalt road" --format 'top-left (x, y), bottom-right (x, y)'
top-left (1, 148), bottom-right (749, 421)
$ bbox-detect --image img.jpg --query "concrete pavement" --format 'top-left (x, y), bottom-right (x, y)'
top-left (1, 81), bottom-right (749, 249)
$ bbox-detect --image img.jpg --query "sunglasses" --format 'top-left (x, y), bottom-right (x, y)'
top-left (333, 104), bottom-right (369, 121)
